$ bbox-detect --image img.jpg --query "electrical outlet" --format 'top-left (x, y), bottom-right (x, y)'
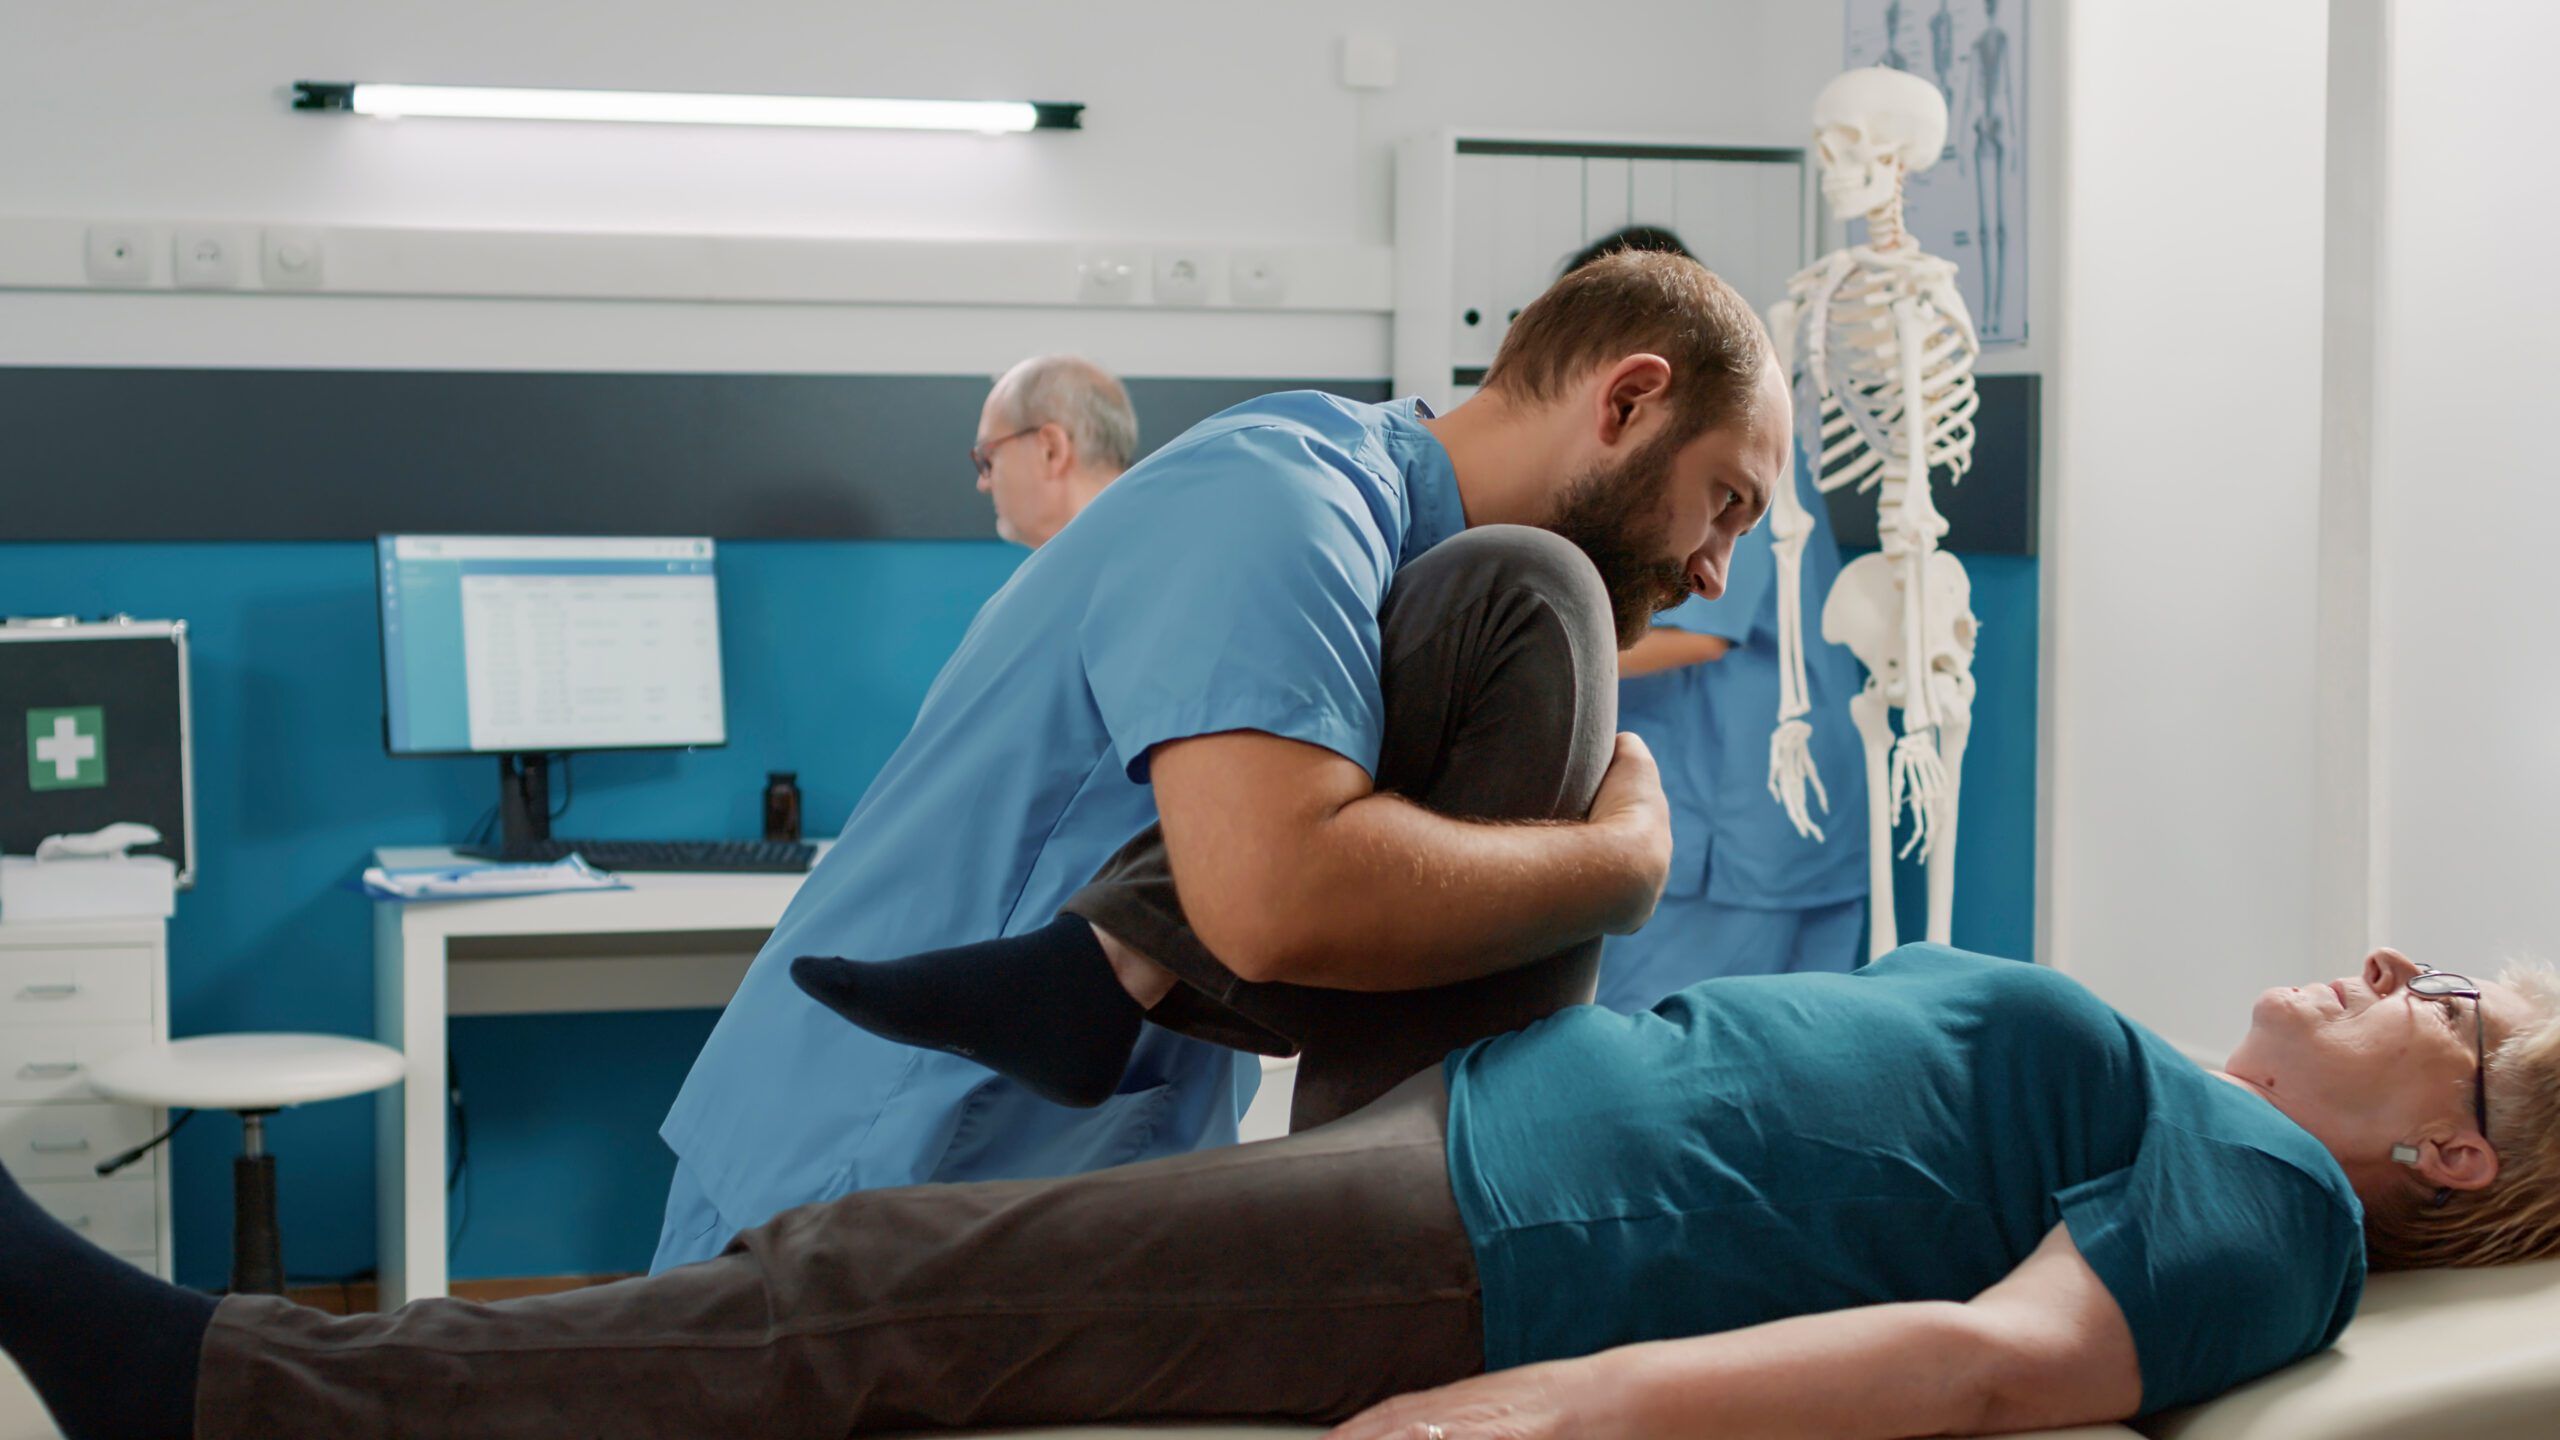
top-left (1076, 250), bottom-right (1140, 304)
top-left (1229, 251), bottom-right (1290, 307)
top-left (1151, 250), bottom-right (1214, 306)
top-left (172, 226), bottom-right (241, 288)
top-left (83, 225), bottom-right (155, 286)
top-left (261, 227), bottom-right (326, 289)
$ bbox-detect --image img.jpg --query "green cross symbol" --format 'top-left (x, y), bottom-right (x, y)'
top-left (27, 707), bottom-right (107, 791)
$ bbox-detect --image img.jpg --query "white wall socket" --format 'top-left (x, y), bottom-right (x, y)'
top-left (83, 224), bottom-right (155, 285)
top-left (172, 226), bottom-right (242, 288)
top-left (1076, 250), bottom-right (1140, 304)
top-left (1229, 251), bottom-right (1290, 307)
top-left (261, 227), bottom-right (326, 288)
top-left (1151, 250), bottom-right (1215, 306)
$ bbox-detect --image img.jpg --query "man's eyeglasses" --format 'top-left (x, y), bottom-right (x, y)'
top-left (2410, 963), bottom-right (2490, 1140)
top-left (970, 427), bottom-right (1040, 479)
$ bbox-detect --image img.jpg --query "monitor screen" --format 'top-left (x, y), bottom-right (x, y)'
top-left (378, 535), bottom-right (727, 756)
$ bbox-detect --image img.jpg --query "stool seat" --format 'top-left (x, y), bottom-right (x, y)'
top-left (89, 1033), bottom-right (405, 1112)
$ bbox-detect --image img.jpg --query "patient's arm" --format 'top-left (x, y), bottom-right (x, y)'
top-left (1324, 1223), bottom-right (2141, 1440)
top-left (1149, 729), bottom-right (1670, 991)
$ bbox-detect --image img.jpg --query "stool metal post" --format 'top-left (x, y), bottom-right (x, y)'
top-left (233, 1109), bottom-right (285, 1296)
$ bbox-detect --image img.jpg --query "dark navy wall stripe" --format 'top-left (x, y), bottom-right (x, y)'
top-left (0, 369), bottom-right (1390, 542)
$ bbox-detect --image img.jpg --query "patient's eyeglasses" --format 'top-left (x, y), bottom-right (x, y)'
top-left (970, 427), bottom-right (1040, 479)
top-left (2409, 963), bottom-right (2490, 1140)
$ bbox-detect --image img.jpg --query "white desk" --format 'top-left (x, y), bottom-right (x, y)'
top-left (370, 845), bottom-right (1296, 1307)
top-left (371, 845), bottom-right (810, 1306)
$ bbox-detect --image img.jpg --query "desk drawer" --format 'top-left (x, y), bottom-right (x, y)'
top-left (0, 944), bottom-right (153, 1026)
top-left (0, 1102), bottom-right (156, 1181)
top-left (0, 1023), bottom-right (154, 1103)
top-left (25, 1177), bottom-right (157, 1255)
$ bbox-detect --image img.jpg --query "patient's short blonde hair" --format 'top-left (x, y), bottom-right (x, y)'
top-left (2368, 958), bottom-right (2560, 1269)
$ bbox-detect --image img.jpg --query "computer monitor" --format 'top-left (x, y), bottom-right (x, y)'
top-left (378, 535), bottom-right (727, 846)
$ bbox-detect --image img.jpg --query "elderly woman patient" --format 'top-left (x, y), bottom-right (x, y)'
top-left (2, 941), bottom-right (2555, 1440)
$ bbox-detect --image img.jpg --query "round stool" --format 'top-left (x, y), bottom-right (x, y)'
top-left (89, 1034), bottom-right (405, 1295)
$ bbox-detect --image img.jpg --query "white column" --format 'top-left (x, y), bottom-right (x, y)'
top-left (2046, 0), bottom-right (2331, 1052)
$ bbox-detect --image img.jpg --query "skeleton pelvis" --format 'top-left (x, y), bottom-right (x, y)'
top-left (1820, 550), bottom-right (1978, 701)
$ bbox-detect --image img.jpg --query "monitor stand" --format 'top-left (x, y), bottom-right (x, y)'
top-left (496, 753), bottom-right (552, 852)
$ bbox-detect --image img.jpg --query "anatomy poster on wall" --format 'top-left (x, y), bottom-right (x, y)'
top-left (1843, 0), bottom-right (2027, 345)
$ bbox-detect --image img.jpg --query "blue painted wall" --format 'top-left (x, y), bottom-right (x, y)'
top-left (0, 538), bottom-right (2036, 1288)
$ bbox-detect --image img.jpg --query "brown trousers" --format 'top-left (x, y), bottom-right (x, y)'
top-left (1065, 523), bottom-right (1620, 1129)
top-left (199, 1071), bottom-right (1475, 1439)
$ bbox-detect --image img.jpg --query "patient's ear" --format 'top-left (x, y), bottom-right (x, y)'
top-left (2414, 1130), bottom-right (2501, 1195)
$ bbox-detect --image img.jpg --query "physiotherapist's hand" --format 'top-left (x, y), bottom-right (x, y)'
top-left (1588, 731), bottom-right (1672, 936)
top-left (1322, 1356), bottom-right (1621, 1440)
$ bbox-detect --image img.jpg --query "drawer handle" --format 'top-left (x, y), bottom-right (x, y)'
top-left (16, 983), bottom-right (80, 1001)
top-left (18, 1061), bottom-right (81, 1079)
top-left (28, 1137), bottom-right (91, 1155)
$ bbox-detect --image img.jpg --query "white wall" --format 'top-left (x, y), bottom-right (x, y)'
top-left (2046, 0), bottom-right (2332, 1054)
top-left (0, 0), bottom-right (1812, 378)
top-left (2370, 2), bottom-right (2560, 973)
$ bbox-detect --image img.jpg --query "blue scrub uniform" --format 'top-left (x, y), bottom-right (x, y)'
top-left (653, 392), bottom-right (1468, 1270)
top-left (1596, 449), bottom-right (1869, 1012)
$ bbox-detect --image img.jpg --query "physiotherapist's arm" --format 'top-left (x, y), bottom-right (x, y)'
top-left (1148, 729), bottom-right (1670, 991)
top-left (1324, 1223), bottom-right (2143, 1440)
top-left (1617, 629), bottom-right (1730, 678)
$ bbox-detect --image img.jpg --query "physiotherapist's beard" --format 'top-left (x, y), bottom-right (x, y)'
top-left (1543, 430), bottom-right (1696, 649)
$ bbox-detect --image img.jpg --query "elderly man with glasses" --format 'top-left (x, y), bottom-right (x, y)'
top-left (970, 354), bottom-right (1140, 549)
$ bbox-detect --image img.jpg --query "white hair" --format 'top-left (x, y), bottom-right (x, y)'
top-left (989, 355), bottom-right (1139, 473)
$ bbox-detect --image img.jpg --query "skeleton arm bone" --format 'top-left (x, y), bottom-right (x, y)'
top-left (1764, 288), bottom-right (1831, 841)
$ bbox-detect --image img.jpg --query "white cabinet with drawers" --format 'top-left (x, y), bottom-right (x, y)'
top-left (0, 918), bottom-right (170, 1279)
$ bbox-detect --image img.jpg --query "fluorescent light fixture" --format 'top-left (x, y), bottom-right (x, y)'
top-left (291, 82), bottom-right (1082, 134)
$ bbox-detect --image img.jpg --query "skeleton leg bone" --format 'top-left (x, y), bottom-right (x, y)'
top-left (1849, 682), bottom-right (1899, 959)
top-left (1924, 680), bottom-right (1972, 946)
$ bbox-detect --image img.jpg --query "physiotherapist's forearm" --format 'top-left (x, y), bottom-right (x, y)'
top-left (1251, 792), bottom-right (1652, 991)
top-left (1581, 1302), bottom-right (2004, 1440)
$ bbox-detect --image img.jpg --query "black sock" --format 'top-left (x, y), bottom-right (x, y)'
top-left (791, 914), bottom-right (1143, 1108)
top-left (0, 1161), bottom-right (214, 1440)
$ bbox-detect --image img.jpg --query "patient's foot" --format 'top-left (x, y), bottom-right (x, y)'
top-left (791, 914), bottom-right (1142, 1108)
top-left (0, 1159), bottom-right (214, 1439)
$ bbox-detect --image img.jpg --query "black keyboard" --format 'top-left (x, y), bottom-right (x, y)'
top-left (457, 838), bottom-right (817, 873)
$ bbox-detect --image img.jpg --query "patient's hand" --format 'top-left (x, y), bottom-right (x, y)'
top-left (1323, 1356), bottom-right (1604, 1440)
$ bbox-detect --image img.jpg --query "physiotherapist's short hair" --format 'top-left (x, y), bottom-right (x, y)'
top-left (990, 355), bottom-right (1140, 474)
top-left (1480, 248), bottom-right (1771, 447)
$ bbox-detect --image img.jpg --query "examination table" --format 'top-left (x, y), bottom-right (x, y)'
top-left (914, 1254), bottom-right (2560, 1440)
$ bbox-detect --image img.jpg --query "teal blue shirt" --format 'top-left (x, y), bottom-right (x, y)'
top-left (1444, 946), bottom-right (2365, 1416)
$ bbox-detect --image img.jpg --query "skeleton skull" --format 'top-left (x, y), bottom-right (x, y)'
top-left (1811, 66), bottom-right (1950, 216)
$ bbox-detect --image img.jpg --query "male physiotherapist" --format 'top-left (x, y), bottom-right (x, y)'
top-left (1568, 230), bottom-right (1870, 1012)
top-left (655, 252), bottom-right (1783, 1269)
top-left (973, 355), bottom-right (1138, 548)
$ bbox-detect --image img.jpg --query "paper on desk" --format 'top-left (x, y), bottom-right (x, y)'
top-left (357, 855), bottom-right (629, 902)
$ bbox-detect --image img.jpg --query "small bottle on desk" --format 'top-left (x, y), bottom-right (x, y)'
top-left (762, 771), bottom-right (803, 843)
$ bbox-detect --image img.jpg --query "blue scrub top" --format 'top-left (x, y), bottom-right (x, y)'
top-left (660, 392), bottom-right (1467, 1236)
top-left (1613, 447), bottom-right (1868, 911)
top-left (1445, 946), bottom-right (2366, 1416)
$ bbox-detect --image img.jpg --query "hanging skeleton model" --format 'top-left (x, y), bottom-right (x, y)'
top-left (1764, 66), bottom-right (1983, 958)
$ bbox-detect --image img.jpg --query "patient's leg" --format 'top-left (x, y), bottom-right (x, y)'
top-left (796, 526), bottom-right (1617, 1127)
top-left (1070, 524), bottom-right (1619, 1127)
top-left (183, 1071), bottom-right (1476, 1439)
